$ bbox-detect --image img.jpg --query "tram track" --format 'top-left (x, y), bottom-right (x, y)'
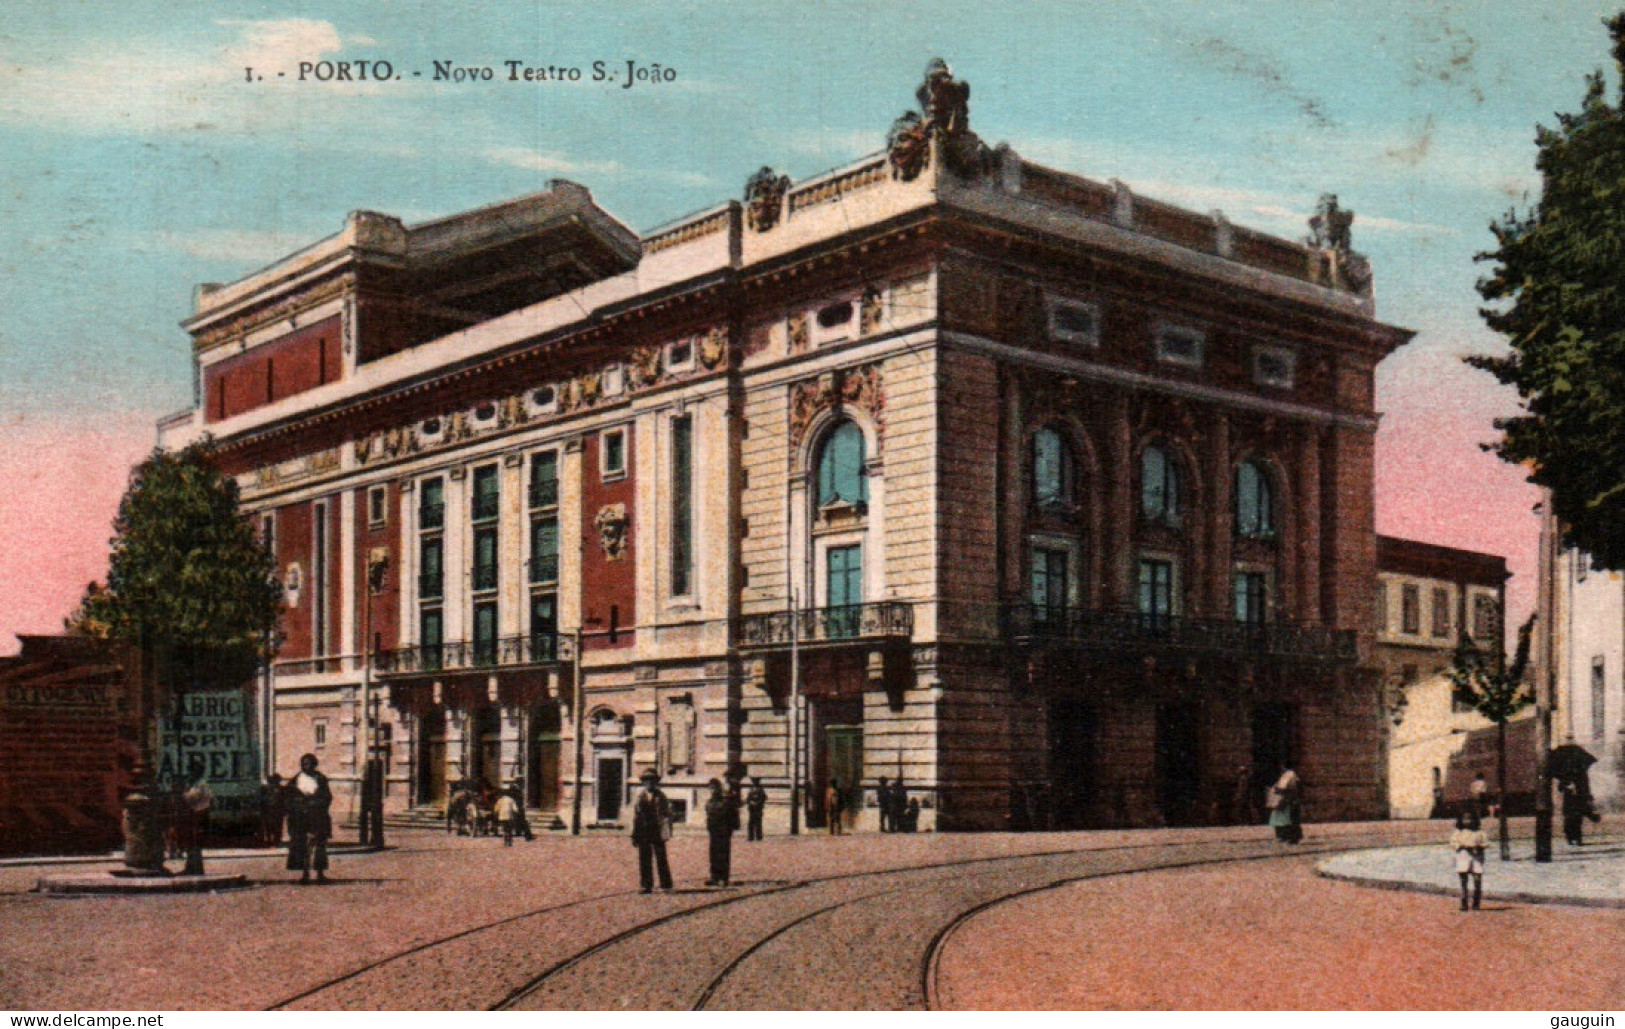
top-left (265, 824), bottom-right (1444, 1011)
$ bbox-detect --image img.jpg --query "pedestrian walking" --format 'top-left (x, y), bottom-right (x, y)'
top-left (1450, 811), bottom-right (1487, 911)
top-left (826, 777), bottom-right (845, 836)
top-left (1265, 765), bottom-right (1303, 844)
top-left (505, 781), bottom-right (536, 841)
top-left (493, 787), bottom-right (521, 846)
top-left (878, 777), bottom-right (894, 832)
top-left (1560, 779), bottom-right (1598, 846)
top-left (285, 752), bottom-right (333, 885)
top-left (746, 777), bottom-right (767, 841)
top-left (630, 768), bottom-right (674, 893)
top-left (891, 778), bottom-right (909, 831)
top-left (259, 772), bottom-right (286, 847)
top-left (705, 778), bottom-right (737, 886)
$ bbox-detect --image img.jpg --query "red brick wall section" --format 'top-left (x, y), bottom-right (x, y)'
top-left (276, 502), bottom-right (313, 659)
top-left (203, 316), bottom-right (342, 422)
top-left (580, 428), bottom-right (636, 650)
top-left (354, 483), bottom-right (401, 654)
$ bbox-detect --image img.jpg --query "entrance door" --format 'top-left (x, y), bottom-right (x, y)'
top-left (826, 724), bottom-right (863, 820)
top-left (472, 707), bottom-right (502, 788)
top-left (596, 755), bottom-right (625, 822)
top-left (1049, 699), bottom-right (1096, 829)
top-left (418, 708), bottom-right (447, 807)
top-left (826, 544), bottom-right (863, 638)
top-left (529, 704), bottom-right (562, 811)
top-left (1156, 703), bottom-right (1203, 827)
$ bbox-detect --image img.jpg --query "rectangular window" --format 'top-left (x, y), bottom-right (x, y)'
top-left (312, 502), bottom-right (328, 657)
top-left (418, 537), bottom-right (444, 601)
top-left (1401, 584), bottom-right (1420, 635)
top-left (472, 465), bottom-right (500, 522)
top-left (603, 363), bottom-right (625, 396)
top-left (1045, 295), bottom-right (1100, 347)
top-left (473, 601), bottom-right (498, 666)
top-left (530, 593), bottom-right (557, 662)
top-left (826, 544), bottom-right (863, 638)
top-left (1472, 594), bottom-right (1499, 641)
top-left (602, 428), bottom-right (627, 479)
top-left (367, 485), bottom-right (387, 528)
top-left (1253, 346), bottom-right (1296, 389)
top-left (529, 450), bottom-right (558, 510)
top-left (1138, 559), bottom-right (1175, 626)
top-left (1031, 546), bottom-right (1069, 624)
top-left (666, 337), bottom-right (694, 371)
top-left (1375, 583), bottom-right (1388, 633)
top-left (1431, 587), bottom-right (1452, 637)
top-left (1593, 658), bottom-right (1607, 742)
top-left (1234, 571), bottom-right (1267, 626)
top-left (1155, 325), bottom-right (1204, 368)
top-left (1576, 549), bottom-right (1590, 582)
top-left (420, 478), bottom-right (445, 530)
top-left (529, 516), bottom-right (559, 585)
top-left (472, 527), bottom-right (499, 592)
top-left (419, 607), bottom-right (444, 671)
top-left (671, 415), bottom-right (693, 597)
top-left (313, 720), bottom-right (327, 748)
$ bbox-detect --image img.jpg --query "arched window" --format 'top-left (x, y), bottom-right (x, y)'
top-left (1234, 460), bottom-right (1275, 538)
top-left (1140, 444), bottom-right (1181, 527)
top-left (1032, 426), bottom-right (1076, 512)
top-left (816, 421), bottom-right (868, 507)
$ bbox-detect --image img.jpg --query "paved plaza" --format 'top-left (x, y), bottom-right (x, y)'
top-left (0, 819), bottom-right (1619, 1010)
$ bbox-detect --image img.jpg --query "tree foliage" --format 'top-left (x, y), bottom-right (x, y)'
top-left (67, 441), bottom-right (282, 690)
top-left (1448, 614), bottom-right (1536, 725)
top-left (1473, 13), bottom-right (1625, 568)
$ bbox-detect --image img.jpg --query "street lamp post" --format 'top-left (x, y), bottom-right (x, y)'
top-left (570, 627), bottom-right (585, 836)
top-left (788, 589), bottom-right (802, 836)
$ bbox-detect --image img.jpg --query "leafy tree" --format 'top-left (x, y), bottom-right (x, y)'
top-left (1473, 13), bottom-right (1625, 568)
top-left (68, 441), bottom-right (282, 691)
top-left (1448, 615), bottom-right (1535, 860)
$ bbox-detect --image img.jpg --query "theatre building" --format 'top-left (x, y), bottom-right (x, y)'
top-left (157, 63), bottom-right (1411, 831)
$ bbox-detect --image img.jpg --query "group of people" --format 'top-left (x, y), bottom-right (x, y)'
top-left (875, 776), bottom-right (920, 833)
top-left (446, 779), bottom-right (535, 844)
top-left (632, 770), bottom-right (776, 892)
top-left (257, 753), bottom-right (336, 884)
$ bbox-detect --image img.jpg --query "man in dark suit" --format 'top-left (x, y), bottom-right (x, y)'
top-left (704, 778), bottom-right (736, 887)
top-left (630, 768), bottom-right (673, 893)
top-left (745, 777), bottom-right (768, 841)
top-left (285, 752), bottom-right (333, 884)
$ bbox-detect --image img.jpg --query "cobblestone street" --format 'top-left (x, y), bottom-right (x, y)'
top-left (1, 820), bottom-right (1617, 1010)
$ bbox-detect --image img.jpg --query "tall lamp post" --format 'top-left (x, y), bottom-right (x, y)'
top-left (1534, 499), bottom-right (1559, 862)
top-left (788, 589), bottom-right (802, 836)
top-left (570, 627), bottom-right (586, 836)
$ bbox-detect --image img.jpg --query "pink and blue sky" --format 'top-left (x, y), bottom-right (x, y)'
top-left (3, 1), bottom-right (1616, 650)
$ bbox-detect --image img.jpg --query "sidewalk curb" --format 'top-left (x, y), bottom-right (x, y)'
top-left (1313, 864), bottom-right (1625, 909)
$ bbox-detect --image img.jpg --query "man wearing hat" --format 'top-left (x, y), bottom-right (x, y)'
top-left (631, 768), bottom-right (674, 893)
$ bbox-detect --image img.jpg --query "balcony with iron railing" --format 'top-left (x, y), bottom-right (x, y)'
top-left (374, 633), bottom-right (566, 677)
top-left (472, 491), bottom-right (500, 522)
top-left (1002, 603), bottom-right (1357, 663)
top-left (418, 572), bottom-right (443, 600)
top-left (419, 502), bottom-right (445, 530)
top-left (734, 601), bottom-right (914, 649)
top-left (471, 561), bottom-right (499, 592)
top-left (527, 554), bottom-right (559, 585)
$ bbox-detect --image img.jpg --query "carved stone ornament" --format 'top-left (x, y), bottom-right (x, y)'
top-left (595, 503), bottom-right (630, 561)
top-left (576, 369), bottom-right (602, 407)
top-left (628, 344), bottom-right (663, 388)
top-left (859, 285), bottom-right (885, 335)
top-left (447, 410), bottom-right (473, 443)
top-left (498, 394), bottom-right (526, 429)
top-left (787, 311), bottom-right (810, 354)
top-left (744, 166), bottom-right (791, 232)
top-left (788, 362), bottom-right (886, 453)
top-left (887, 111), bottom-right (930, 182)
top-left (698, 324), bottom-right (728, 369)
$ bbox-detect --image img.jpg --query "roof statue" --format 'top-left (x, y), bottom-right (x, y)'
top-left (743, 166), bottom-right (790, 233)
top-left (1307, 193), bottom-right (1373, 295)
top-left (887, 58), bottom-right (993, 181)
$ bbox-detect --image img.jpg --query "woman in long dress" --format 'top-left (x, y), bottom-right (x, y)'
top-left (1267, 766), bottom-right (1302, 844)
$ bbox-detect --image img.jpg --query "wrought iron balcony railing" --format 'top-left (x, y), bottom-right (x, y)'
top-left (418, 573), bottom-right (443, 600)
top-left (419, 502), bottom-right (445, 530)
top-left (527, 554), bottom-right (559, 585)
top-left (734, 601), bottom-right (913, 648)
top-left (529, 479), bottom-right (559, 510)
top-left (374, 633), bottom-right (565, 676)
top-left (472, 492), bottom-right (500, 522)
top-left (1002, 604), bottom-right (1357, 663)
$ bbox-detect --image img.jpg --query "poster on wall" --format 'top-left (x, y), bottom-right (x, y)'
top-left (158, 689), bottom-right (261, 832)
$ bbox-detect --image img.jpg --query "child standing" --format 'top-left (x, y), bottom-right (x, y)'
top-left (1451, 811), bottom-right (1487, 911)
